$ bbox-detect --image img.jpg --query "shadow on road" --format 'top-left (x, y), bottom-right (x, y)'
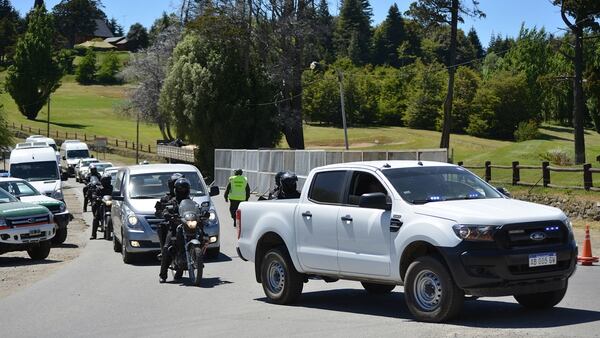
top-left (255, 288), bottom-right (600, 328)
top-left (53, 243), bottom-right (79, 249)
top-left (0, 257), bottom-right (61, 267)
top-left (205, 253), bottom-right (232, 263)
top-left (200, 277), bottom-right (233, 288)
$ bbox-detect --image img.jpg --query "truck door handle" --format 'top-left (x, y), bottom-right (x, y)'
top-left (301, 211), bottom-right (312, 218)
top-left (341, 215), bottom-right (353, 222)
top-left (390, 218), bottom-right (403, 232)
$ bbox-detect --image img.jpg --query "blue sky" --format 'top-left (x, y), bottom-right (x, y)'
top-left (14, 0), bottom-right (567, 46)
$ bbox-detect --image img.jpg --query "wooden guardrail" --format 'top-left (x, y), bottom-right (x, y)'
top-left (458, 160), bottom-right (599, 192)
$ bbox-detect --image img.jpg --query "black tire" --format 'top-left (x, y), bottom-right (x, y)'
top-left (260, 247), bottom-right (303, 304)
top-left (27, 241), bottom-right (51, 260)
top-left (103, 217), bottom-right (111, 240)
top-left (51, 227), bottom-right (68, 245)
top-left (514, 282), bottom-right (568, 309)
top-left (361, 282), bottom-right (395, 294)
top-left (404, 256), bottom-right (464, 323)
top-left (205, 247), bottom-right (220, 259)
top-left (113, 231), bottom-right (121, 252)
top-left (121, 230), bottom-right (134, 264)
top-left (192, 246), bottom-right (204, 287)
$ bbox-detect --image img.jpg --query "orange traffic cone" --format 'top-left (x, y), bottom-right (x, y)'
top-left (577, 225), bottom-right (599, 266)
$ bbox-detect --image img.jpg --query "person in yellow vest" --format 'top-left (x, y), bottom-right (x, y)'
top-left (224, 169), bottom-right (250, 224)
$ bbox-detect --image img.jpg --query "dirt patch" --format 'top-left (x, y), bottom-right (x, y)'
top-left (0, 185), bottom-right (87, 299)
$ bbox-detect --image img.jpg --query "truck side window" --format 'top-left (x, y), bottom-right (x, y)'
top-left (308, 171), bottom-right (346, 204)
top-left (347, 172), bottom-right (388, 205)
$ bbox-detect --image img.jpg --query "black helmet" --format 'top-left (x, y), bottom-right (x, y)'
top-left (234, 169), bottom-right (243, 176)
top-left (174, 177), bottom-right (191, 201)
top-left (89, 163), bottom-right (98, 175)
top-left (100, 173), bottom-right (111, 187)
top-left (167, 173), bottom-right (183, 195)
top-left (275, 171), bottom-right (285, 187)
top-left (280, 171), bottom-right (298, 193)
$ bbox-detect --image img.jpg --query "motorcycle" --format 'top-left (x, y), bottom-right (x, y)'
top-left (101, 195), bottom-right (113, 240)
top-left (165, 199), bottom-right (210, 286)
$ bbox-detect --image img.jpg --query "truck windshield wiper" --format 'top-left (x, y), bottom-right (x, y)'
top-left (132, 195), bottom-right (159, 199)
top-left (411, 199), bottom-right (443, 205)
top-left (444, 196), bottom-right (484, 201)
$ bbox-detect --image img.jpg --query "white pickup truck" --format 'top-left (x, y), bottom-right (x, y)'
top-left (236, 161), bottom-right (577, 322)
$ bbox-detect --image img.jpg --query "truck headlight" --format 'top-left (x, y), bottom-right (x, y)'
top-left (453, 224), bottom-right (498, 242)
top-left (59, 202), bottom-right (66, 212)
top-left (0, 218), bottom-right (6, 227)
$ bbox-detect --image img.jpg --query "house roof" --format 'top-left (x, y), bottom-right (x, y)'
top-left (105, 36), bottom-right (125, 44)
top-left (116, 38), bottom-right (129, 45)
top-left (94, 19), bottom-right (114, 38)
top-left (75, 40), bottom-right (116, 49)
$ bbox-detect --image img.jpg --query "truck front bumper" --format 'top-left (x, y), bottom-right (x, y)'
top-left (439, 239), bottom-right (577, 297)
top-left (0, 223), bottom-right (56, 253)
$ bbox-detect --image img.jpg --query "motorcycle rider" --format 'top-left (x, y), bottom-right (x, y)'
top-left (159, 177), bottom-right (191, 283)
top-left (267, 171), bottom-right (285, 200)
top-left (155, 173), bottom-right (183, 252)
top-left (90, 173), bottom-right (113, 240)
top-left (83, 164), bottom-right (101, 212)
top-left (276, 172), bottom-right (301, 199)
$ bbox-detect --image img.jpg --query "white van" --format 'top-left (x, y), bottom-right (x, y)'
top-left (9, 145), bottom-right (67, 201)
top-left (60, 141), bottom-right (90, 176)
top-left (25, 136), bottom-right (60, 162)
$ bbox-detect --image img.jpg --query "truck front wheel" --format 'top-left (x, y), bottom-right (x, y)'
top-left (514, 283), bottom-right (567, 309)
top-left (27, 241), bottom-right (51, 260)
top-left (260, 247), bottom-right (303, 305)
top-left (404, 256), bottom-right (464, 322)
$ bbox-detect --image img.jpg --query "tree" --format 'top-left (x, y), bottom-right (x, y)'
top-left (75, 48), bottom-right (96, 84)
top-left (5, 5), bottom-right (61, 120)
top-left (0, 89), bottom-right (12, 148)
top-left (552, 0), bottom-right (600, 164)
top-left (403, 60), bottom-right (446, 130)
top-left (0, 0), bottom-right (22, 65)
top-left (443, 66), bottom-right (480, 133)
top-left (488, 33), bottom-right (514, 54)
top-left (372, 4), bottom-right (406, 67)
top-left (126, 22), bottom-right (149, 51)
top-left (315, 0), bottom-right (335, 63)
top-left (408, 0), bottom-right (485, 151)
top-left (96, 51), bottom-right (120, 84)
top-left (149, 12), bottom-right (179, 45)
top-left (159, 20), bottom-right (281, 174)
top-left (107, 17), bottom-right (123, 36)
top-left (467, 27), bottom-right (484, 59)
top-left (335, 0), bottom-right (373, 64)
top-left (52, 0), bottom-right (106, 47)
top-left (123, 25), bottom-right (182, 140)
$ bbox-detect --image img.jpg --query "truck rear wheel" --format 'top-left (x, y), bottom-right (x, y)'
top-left (361, 282), bottom-right (395, 294)
top-left (404, 256), bottom-right (464, 322)
top-left (27, 241), bottom-right (51, 260)
top-left (260, 247), bottom-right (303, 304)
top-left (514, 283), bottom-right (567, 309)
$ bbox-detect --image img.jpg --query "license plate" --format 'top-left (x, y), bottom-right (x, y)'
top-left (29, 229), bottom-right (41, 236)
top-left (528, 253), bottom-right (557, 267)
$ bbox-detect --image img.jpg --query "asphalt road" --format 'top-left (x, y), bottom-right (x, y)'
top-left (1, 179), bottom-right (600, 338)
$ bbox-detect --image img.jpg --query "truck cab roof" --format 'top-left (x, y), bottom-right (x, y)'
top-left (319, 160), bottom-right (454, 171)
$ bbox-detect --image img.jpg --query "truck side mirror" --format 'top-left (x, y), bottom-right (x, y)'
top-left (496, 187), bottom-right (511, 198)
top-left (209, 186), bottom-right (220, 197)
top-left (359, 193), bottom-right (391, 211)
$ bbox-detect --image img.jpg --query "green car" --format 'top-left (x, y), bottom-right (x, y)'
top-left (0, 187), bottom-right (56, 260)
top-left (0, 178), bottom-right (72, 245)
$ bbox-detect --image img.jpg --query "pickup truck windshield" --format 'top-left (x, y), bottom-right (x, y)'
top-left (0, 188), bottom-right (19, 203)
top-left (0, 181), bottom-right (40, 197)
top-left (383, 166), bottom-right (502, 204)
top-left (67, 150), bottom-right (89, 159)
top-left (128, 172), bottom-right (206, 199)
top-left (11, 161), bottom-right (59, 182)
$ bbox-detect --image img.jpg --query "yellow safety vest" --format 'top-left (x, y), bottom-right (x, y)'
top-left (228, 175), bottom-right (247, 201)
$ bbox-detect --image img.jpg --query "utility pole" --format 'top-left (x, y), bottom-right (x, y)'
top-left (136, 111), bottom-right (140, 164)
top-left (46, 96), bottom-right (50, 137)
top-left (337, 70), bottom-right (349, 150)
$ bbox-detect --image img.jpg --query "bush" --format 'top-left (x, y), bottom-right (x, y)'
top-left (514, 120), bottom-right (540, 142)
top-left (96, 52), bottom-right (121, 84)
top-left (539, 149), bottom-right (573, 166)
top-left (403, 60), bottom-right (446, 130)
top-left (76, 49), bottom-right (97, 84)
top-left (57, 49), bottom-right (76, 74)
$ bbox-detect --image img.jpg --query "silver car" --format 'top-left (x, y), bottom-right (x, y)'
top-left (111, 164), bottom-right (220, 264)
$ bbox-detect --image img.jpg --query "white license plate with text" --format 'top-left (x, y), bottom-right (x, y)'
top-left (528, 253), bottom-right (557, 267)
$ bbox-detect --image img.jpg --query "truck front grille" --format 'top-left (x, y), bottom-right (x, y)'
top-left (143, 216), bottom-right (163, 231)
top-left (7, 214), bottom-right (50, 227)
top-left (496, 220), bottom-right (567, 249)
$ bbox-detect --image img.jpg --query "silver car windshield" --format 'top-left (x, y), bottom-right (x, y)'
top-left (127, 172), bottom-right (206, 199)
top-left (383, 166), bottom-right (502, 204)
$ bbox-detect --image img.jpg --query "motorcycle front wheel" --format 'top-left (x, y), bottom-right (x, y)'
top-left (189, 246), bottom-right (204, 287)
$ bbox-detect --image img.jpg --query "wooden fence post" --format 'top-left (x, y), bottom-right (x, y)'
top-left (56, 130), bottom-right (58, 138)
top-left (484, 161), bottom-right (491, 182)
top-left (28, 126), bottom-right (31, 132)
top-left (20, 123), bottom-right (23, 130)
top-left (583, 164), bottom-right (592, 190)
top-left (125, 140), bottom-right (128, 148)
top-left (116, 140), bottom-right (119, 147)
top-left (147, 145), bottom-right (151, 153)
top-left (542, 161), bottom-right (550, 187)
top-left (38, 128), bottom-right (41, 134)
top-left (512, 161), bottom-right (520, 185)
top-left (75, 133), bottom-right (77, 139)
top-left (84, 134), bottom-right (87, 141)
top-left (457, 161), bottom-right (463, 166)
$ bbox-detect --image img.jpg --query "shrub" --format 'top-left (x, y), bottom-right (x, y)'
top-left (76, 49), bottom-right (97, 84)
top-left (514, 120), bottom-right (540, 142)
top-left (57, 49), bottom-right (76, 74)
top-left (539, 149), bottom-right (573, 166)
top-left (96, 52), bottom-right (121, 84)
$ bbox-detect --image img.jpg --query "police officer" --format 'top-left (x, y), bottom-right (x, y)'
top-left (155, 173), bottom-right (183, 252)
top-left (277, 172), bottom-right (301, 199)
top-left (159, 177), bottom-right (191, 283)
top-left (83, 164), bottom-right (101, 212)
top-left (224, 169), bottom-right (250, 223)
top-left (267, 171), bottom-right (285, 200)
top-left (90, 173), bottom-right (113, 240)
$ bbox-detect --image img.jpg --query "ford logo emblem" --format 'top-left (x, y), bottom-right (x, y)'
top-left (530, 232), bottom-right (546, 241)
top-left (27, 218), bottom-right (35, 224)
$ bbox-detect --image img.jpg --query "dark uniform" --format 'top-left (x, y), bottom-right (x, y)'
top-left (90, 174), bottom-right (113, 240)
top-left (277, 172), bottom-right (301, 199)
top-left (159, 178), bottom-right (191, 283)
top-left (154, 173), bottom-right (183, 251)
top-left (267, 171), bottom-right (285, 200)
top-left (83, 164), bottom-right (101, 212)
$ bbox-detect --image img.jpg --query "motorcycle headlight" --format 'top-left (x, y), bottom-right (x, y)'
top-left (52, 190), bottom-right (63, 200)
top-left (104, 200), bottom-right (112, 206)
top-left (452, 224), bottom-right (498, 242)
top-left (186, 220), bottom-right (198, 230)
top-left (183, 212), bottom-right (198, 230)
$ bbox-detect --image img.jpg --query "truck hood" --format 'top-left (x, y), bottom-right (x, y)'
top-left (66, 159), bottom-right (79, 166)
top-left (128, 196), bottom-right (211, 214)
top-left (0, 202), bottom-right (50, 218)
top-left (29, 180), bottom-right (60, 196)
top-left (412, 198), bottom-right (565, 225)
top-left (20, 195), bottom-right (62, 207)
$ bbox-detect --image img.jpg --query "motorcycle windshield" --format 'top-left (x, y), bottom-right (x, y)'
top-left (178, 199), bottom-right (199, 216)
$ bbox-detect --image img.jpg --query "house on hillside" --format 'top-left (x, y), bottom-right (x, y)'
top-left (75, 19), bottom-right (114, 45)
top-left (105, 36), bottom-right (130, 51)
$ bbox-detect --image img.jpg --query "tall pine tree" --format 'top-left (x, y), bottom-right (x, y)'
top-left (335, 0), bottom-right (373, 65)
top-left (467, 27), bottom-right (484, 59)
top-left (372, 4), bottom-right (406, 67)
top-left (315, 0), bottom-right (334, 62)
